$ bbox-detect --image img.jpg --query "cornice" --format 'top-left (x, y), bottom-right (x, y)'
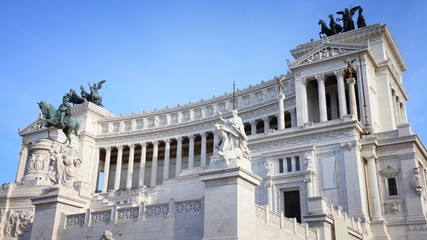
top-left (250, 120), bottom-right (362, 151)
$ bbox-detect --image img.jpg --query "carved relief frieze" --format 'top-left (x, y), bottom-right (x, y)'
top-left (0, 208), bottom-right (34, 238)
top-left (384, 201), bottom-right (403, 215)
top-left (0, 183), bottom-right (16, 193)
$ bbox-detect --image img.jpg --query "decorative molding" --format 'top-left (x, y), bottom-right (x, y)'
top-left (380, 165), bottom-right (400, 178)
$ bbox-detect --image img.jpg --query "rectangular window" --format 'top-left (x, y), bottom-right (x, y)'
top-left (295, 156), bottom-right (300, 171)
top-left (287, 157), bottom-right (292, 172)
top-left (388, 178), bottom-right (398, 196)
top-left (279, 158), bottom-right (284, 173)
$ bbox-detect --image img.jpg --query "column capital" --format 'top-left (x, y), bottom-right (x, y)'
top-left (302, 77), bottom-right (308, 86)
top-left (346, 77), bottom-right (356, 85)
top-left (364, 155), bottom-right (378, 162)
top-left (164, 139), bottom-right (171, 144)
top-left (152, 141), bottom-right (159, 146)
top-left (334, 69), bottom-right (345, 78)
top-left (188, 134), bottom-right (195, 140)
top-left (315, 74), bottom-right (325, 82)
top-left (250, 120), bottom-right (257, 125)
top-left (117, 145), bottom-right (123, 150)
top-left (176, 136), bottom-right (183, 142)
top-left (262, 116), bottom-right (270, 122)
top-left (200, 132), bottom-right (208, 138)
top-left (128, 144), bottom-right (135, 149)
top-left (105, 146), bottom-right (112, 151)
top-left (140, 142), bottom-right (146, 148)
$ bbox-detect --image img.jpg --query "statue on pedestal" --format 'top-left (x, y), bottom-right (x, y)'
top-left (210, 110), bottom-right (251, 169)
top-left (38, 98), bottom-right (79, 144)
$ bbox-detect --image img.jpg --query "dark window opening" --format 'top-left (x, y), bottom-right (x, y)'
top-left (388, 178), bottom-right (398, 196)
top-left (279, 158), bottom-right (284, 173)
top-left (286, 157), bottom-right (292, 172)
top-left (295, 156), bottom-right (300, 171)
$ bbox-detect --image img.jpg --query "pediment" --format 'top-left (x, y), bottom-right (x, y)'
top-left (18, 116), bottom-right (46, 136)
top-left (287, 42), bottom-right (366, 69)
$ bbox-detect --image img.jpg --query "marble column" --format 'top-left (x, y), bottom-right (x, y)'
top-left (329, 92), bottom-right (338, 119)
top-left (213, 133), bottom-right (219, 155)
top-left (400, 102), bottom-right (407, 123)
top-left (126, 144), bottom-right (135, 189)
top-left (102, 146), bottom-right (111, 193)
top-left (391, 91), bottom-right (398, 124)
top-left (347, 77), bottom-right (358, 120)
top-left (290, 108), bottom-right (297, 128)
top-left (138, 143), bottom-right (146, 186)
top-left (305, 174), bottom-right (314, 198)
top-left (366, 156), bottom-right (383, 220)
top-left (175, 137), bottom-right (183, 177)
top-left (295, 77), bottom-right (308, 125)
top-left (396, 97), bottom-right (402, 124)
top-left (16, 143), bottom-right (29, 182)
top-left (201, 133), bottom-right (207, 167)
top-left (266, 179), bottom-right (273, 210)
top-left (335, 70), bottom-right (348, 118)
top-left (163, 139), bottom-right (170, 180)
top-left (278, 92), bottom-right (285, 130)
top-left (150, 141), bottom-right (158, 186)
top-left (316, 74), bottom-right (327, 122)
top-left (188, 135), bottom-right (195, 169)
top-left (114, 145), bottom-right (123, 190)
top-left (263, 117), bottom-right (270, 131)
top-left (250, 121), bottom-right (257, 135)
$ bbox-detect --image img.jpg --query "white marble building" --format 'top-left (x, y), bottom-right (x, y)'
top-left (1, 23), bottom-right (427, 240)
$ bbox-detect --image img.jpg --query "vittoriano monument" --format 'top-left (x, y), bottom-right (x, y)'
top-left (318, 6), bottom-right (366, 38)
top-left (37, 80), bottom-right (106, 144)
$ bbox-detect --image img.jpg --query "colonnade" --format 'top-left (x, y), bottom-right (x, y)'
top-left (100, 134), bottom-right (211, 192)
top-left (297, 69), bottom-right (359, 125)
top-left (98, 110), bottom-right (298, 192)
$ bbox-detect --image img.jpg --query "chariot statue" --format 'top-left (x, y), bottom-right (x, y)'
top-left (80, 80), bottom-right (106, 107)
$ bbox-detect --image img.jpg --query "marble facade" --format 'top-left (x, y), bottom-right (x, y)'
top-left (1, 23), bottom-right (426, 239)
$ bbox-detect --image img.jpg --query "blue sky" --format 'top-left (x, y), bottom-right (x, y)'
top-left (1, 1), bottom-right (426, 184)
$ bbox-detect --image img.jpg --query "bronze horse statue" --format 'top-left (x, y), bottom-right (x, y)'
top-left (37, 101), bottom-right (79, 144)
top-left (67, 88), bottom-right (86, 105)
top-left (318, 20), bottom-right (335, 38)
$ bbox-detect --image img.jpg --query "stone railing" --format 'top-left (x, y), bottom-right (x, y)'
top-left (65, 213), bottom-right (85, 227)
top-left (255, 204), bottom-right (318, 240)
top-left (96, 186), bottom-right (155, 207)
top-left (325, 203), bottom-right (369, 235)
top-left (64, 198), bottom-right (203, 228)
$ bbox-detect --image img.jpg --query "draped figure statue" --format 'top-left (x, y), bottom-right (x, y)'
top-left (211, 110), bottom-right (251, 168)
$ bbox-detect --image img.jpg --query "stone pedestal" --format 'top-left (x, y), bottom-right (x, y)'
top-left (200, 167), bottom-right (261, 240)
top-left (30, 187), bottom-right (89, 240)
top-left (21, 139), bottom-right (55, 185)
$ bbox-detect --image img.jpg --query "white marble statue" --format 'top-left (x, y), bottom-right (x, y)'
top-left (102, 230), bottom-right (115, 240)
top-left (48, 144), bottom-right (82, 188)
top-left (211, 110), bottom-right (251, 168)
